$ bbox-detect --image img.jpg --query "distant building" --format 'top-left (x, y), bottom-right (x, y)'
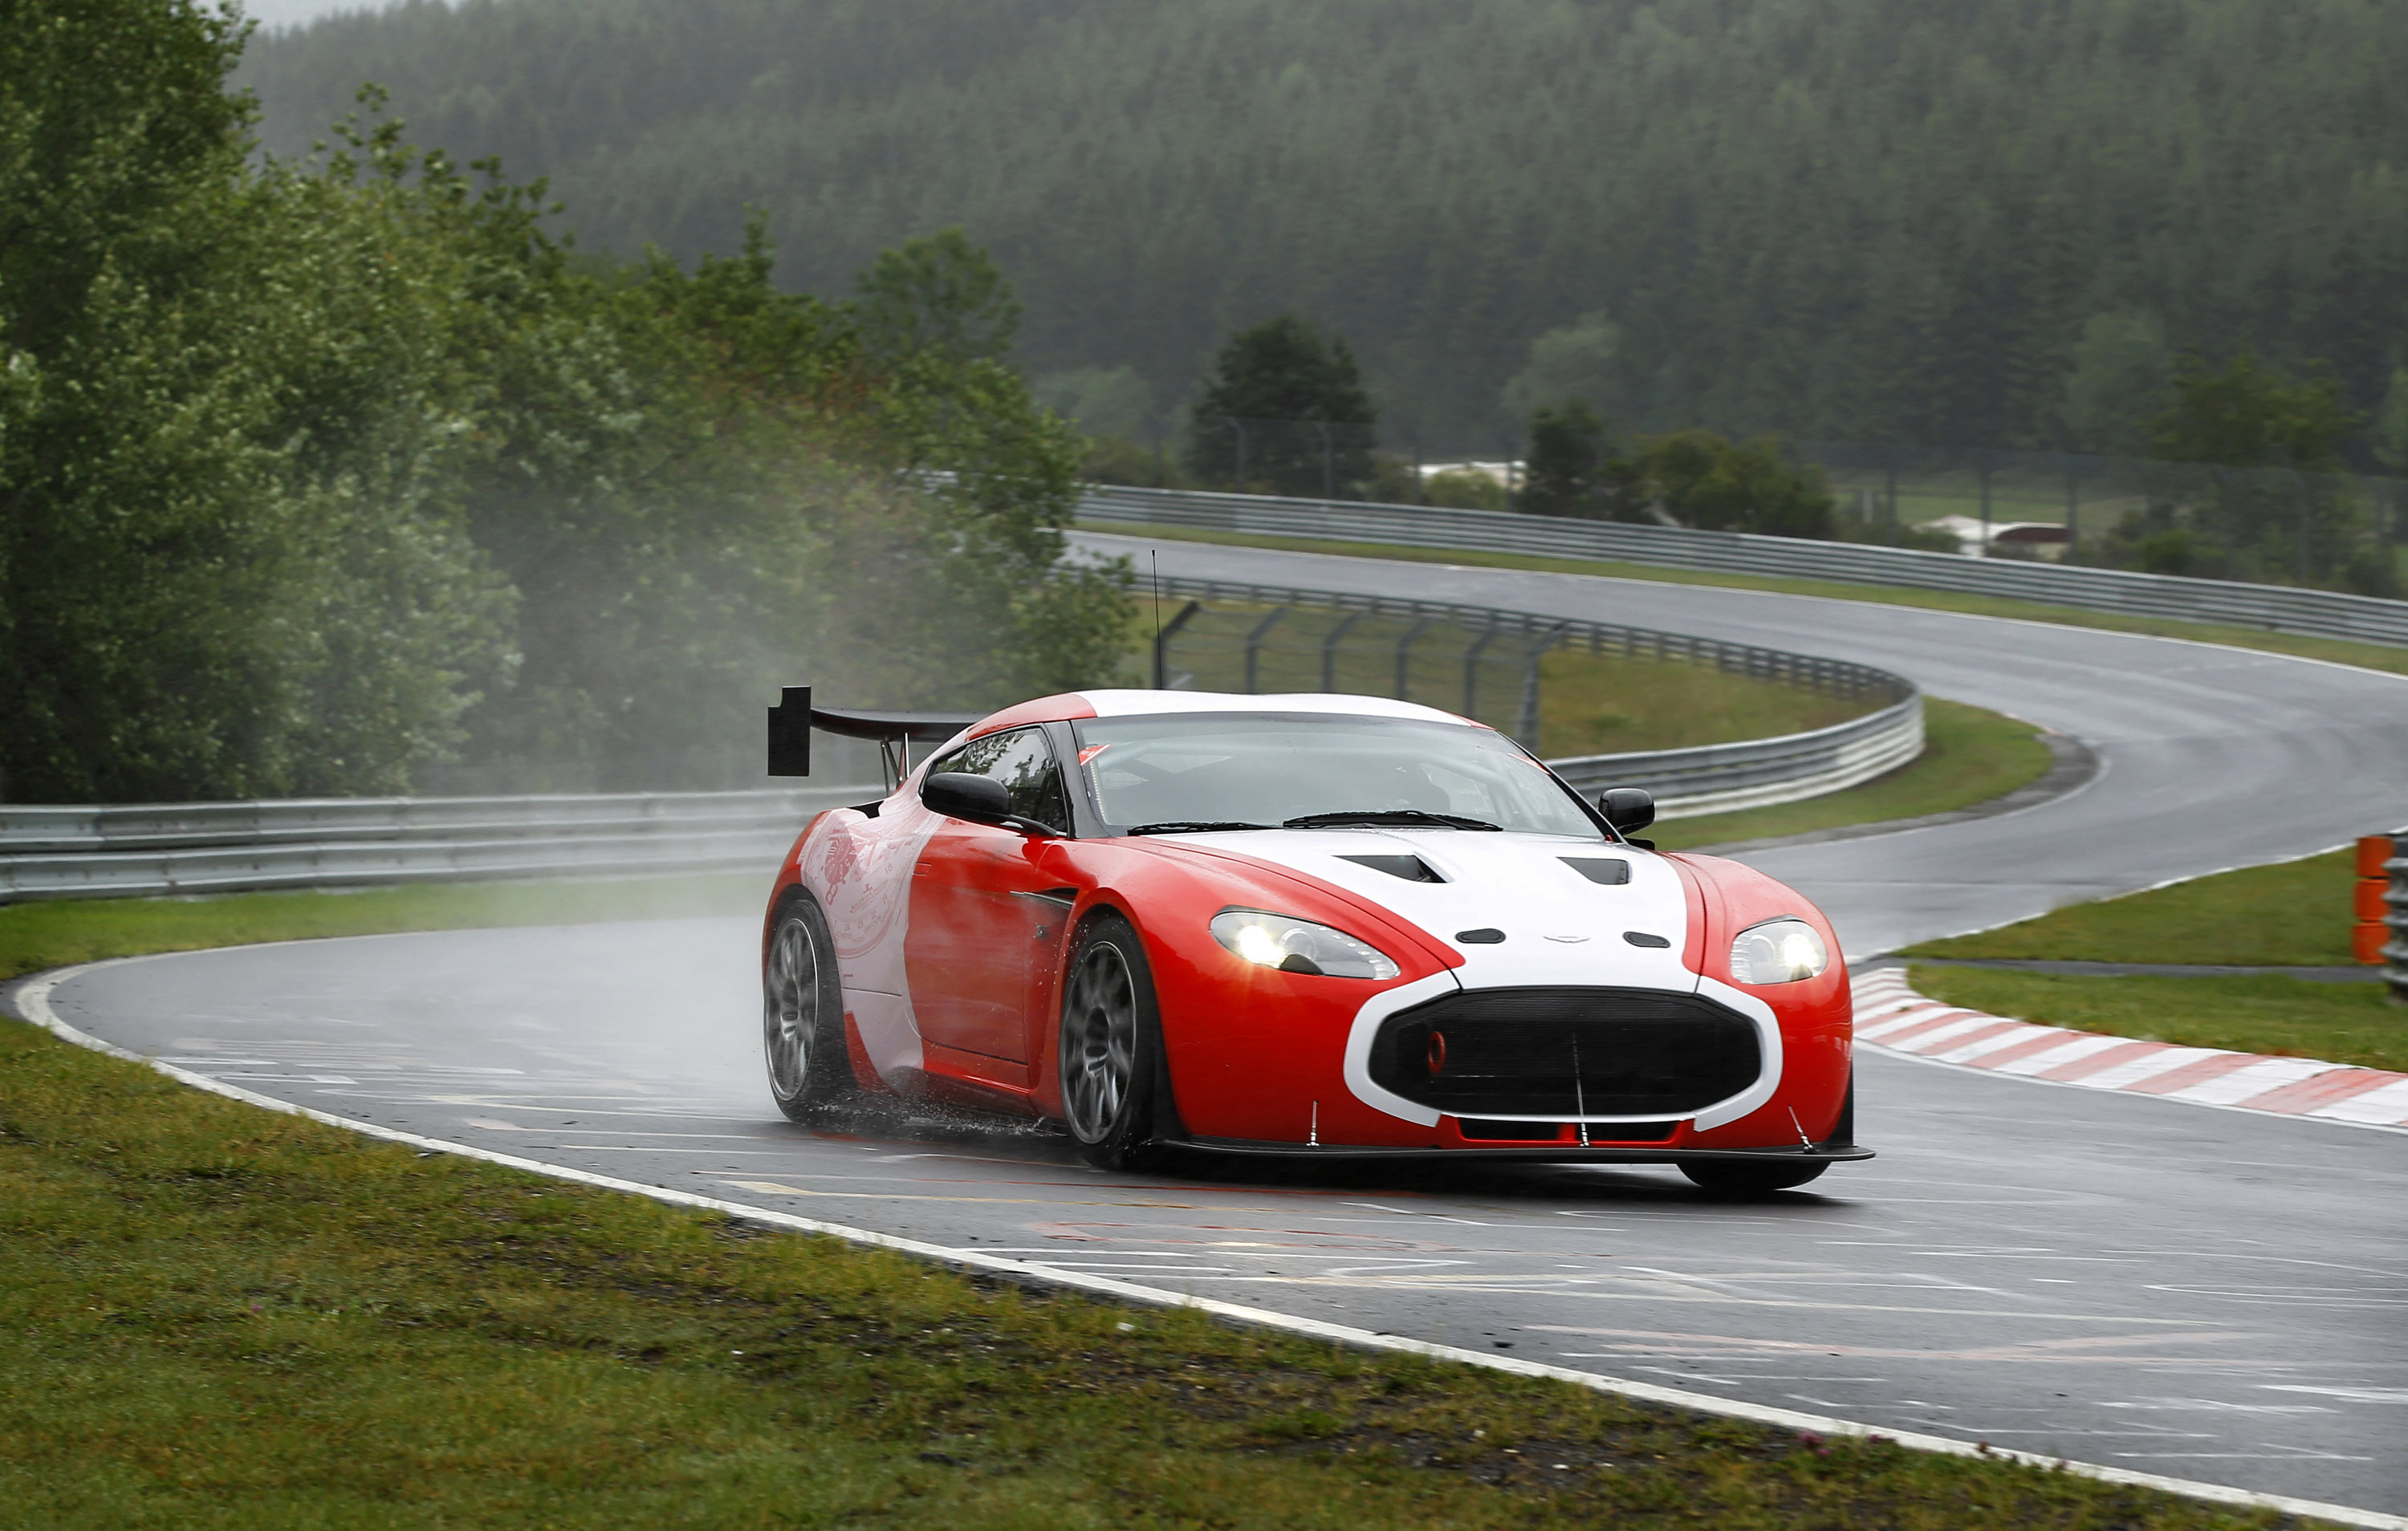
top-left (1922, 514), bottom-right (2072, 560)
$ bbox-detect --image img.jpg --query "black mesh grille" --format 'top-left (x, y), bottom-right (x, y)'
top-left (1371, 987), bottom-right (1761, 1118)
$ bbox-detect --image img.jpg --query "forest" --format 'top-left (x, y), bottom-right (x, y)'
top-left (241, 0), bottom-right (2408, 463)
top-left (1, 0), bottom-right (1128, 804)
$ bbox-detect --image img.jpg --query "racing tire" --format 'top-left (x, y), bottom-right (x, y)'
top-left (1678, 1158), bottom-right (1830, 1195)
top-left (763, 891), bottom-right (859, 1123)
top-left (1058, 912), bottom-right (1162, 1172)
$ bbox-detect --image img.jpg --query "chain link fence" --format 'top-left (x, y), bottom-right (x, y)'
top-left (1145, 574), bottom-right (1912, 761)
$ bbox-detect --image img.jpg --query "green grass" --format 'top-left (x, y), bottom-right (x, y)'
top-left (1531, 644), bottom-right (1864, 757)
top-left (1903, 964), bottom-right (2406, 1074)
top-left (1657, 699), bottom-right (2055, 850)
top-left (0, 873), bottom-right (765, 986)
top-left (1902, 850), bottom-right (2357, 967)
top-left (1088, 520), bottom-right (2408, 680)
top-left (1898, 851), bottom-right (2401, 1072)
top-left (0, 1009), bottom-right (2301, 1529)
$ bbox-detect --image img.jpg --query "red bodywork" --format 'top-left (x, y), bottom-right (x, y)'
top-left (762, 694), bottom-right (1855, 1158)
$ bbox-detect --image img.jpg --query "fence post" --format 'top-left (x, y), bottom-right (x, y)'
top-left (1394, 616), bottom-right (1437, 701)
top-left (1977, 455), bottom-right (1994, 556)
top-left (1153, 600), bottom-right (1203, 689)
top-left (1515, 625), bottom-right (1565, 750)
top-left (1243, 607), bottom-right (1289, 693)
top-left (1320, 611), bottom-right (1365, 691)
top-left (2289, 469), bottom-right (2312, 585)
top-left (1462, 622), bottom-right (1501, 719)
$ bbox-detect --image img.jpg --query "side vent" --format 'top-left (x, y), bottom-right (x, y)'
top-left (1561, 857), bottom-right (1631, 885)
top-left (1339, 854), bottom-right (1446, 883)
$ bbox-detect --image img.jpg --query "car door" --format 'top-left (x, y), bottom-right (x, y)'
top-left (904, 726), bottom-right (1076, 1070)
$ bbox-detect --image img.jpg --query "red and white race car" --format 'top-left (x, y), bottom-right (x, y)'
top-left (762, 688), bottom-right (1866, 1191)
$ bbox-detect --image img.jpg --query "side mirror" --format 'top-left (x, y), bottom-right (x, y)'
top-left (922, 772), bottom-right (1012, 824)
top-left (1598, 786), bottom-right (1656, 835)
top-left (921, 772), bottom-right (1064, 838)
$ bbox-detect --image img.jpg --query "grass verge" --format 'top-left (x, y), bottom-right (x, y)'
top-left (0, 872), bottom-right (763, 986)
top-left (1899, 851), bottom-right (2399, 1072)
top-left (1087, 520), bottom-right (2408, 680)
top-left (1657, 699), bottom-right (2056, 851)
top-left (0, 1014), bottom-right (2304, 1529)
top-left (1902, 851), bottom-right (2356, 967)
top-left (1902, 964), bottom-right (2406, 1074)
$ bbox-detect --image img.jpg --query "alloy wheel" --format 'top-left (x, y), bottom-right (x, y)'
top-left (1062, 940), bottom-right (1137, 1141)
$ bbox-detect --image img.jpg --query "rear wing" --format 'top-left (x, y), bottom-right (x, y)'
top-left (766, 686), bottom-right (985, 790)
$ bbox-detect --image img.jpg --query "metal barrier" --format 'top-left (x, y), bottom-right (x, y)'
top-left (0, 581), bottom-right (1923, 902)
top-left (1548, 696), bottom-right (1923, 818)
top-left (0, 787), bottom-right (877, 902)
top-left (1150, 583), bottom-right (1564, 748)
top-left (1146, 574), bottom-right (1920, 814)
top-left (2362, 834), bottom-right (2408, 1003)
top-left (1081, 484), bottom-right (2408, 648)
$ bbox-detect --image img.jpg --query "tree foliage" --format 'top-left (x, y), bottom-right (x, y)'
top-left (1520, 400), bottom-right (1621, 519)
top-left (2149, 352), bottom-right (2356, 471)
top-left (2102, 351), bottom-right (2386, 591)
top-left (242, 0), bottom-right (2408, 457)
top-left (1186, 314), bottom-right (1375, 494)
top-left (0, 1), bottom-right (1127, 803)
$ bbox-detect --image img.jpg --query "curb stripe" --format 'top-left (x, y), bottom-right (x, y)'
top-left (11, 954), bottom-right (2405, 1531)
top-left (1854, 969), bottom-right (2408, 1131)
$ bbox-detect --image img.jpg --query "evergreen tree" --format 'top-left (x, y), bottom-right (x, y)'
top-left (1520, 400), bottom-right (1625, 518)
top-left (1187, 315), bottom-right (1376, 496)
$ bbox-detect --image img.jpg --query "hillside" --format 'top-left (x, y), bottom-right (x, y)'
top-left (241, 0), bottom-right (2408, 457)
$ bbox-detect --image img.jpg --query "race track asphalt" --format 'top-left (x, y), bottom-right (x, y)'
top-left (28, 538), bottom-right (2408, 1515)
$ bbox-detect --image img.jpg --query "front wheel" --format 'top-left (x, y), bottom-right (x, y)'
top-left (764, 891), bottom-right (857, 1123)
top-left (1058, 913), bottom-right (1161, 1171)
top-left (1678, 1158), bottom-right (1830, 1195)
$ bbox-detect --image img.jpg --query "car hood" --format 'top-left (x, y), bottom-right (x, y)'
top-left (1148, 828), bottom-right (1699, 994)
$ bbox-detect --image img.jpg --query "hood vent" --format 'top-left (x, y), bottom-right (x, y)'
top-left (1560, 857), bottom-right (1631, 885)
top-left (1339, 853), bottom-right (1446, 883)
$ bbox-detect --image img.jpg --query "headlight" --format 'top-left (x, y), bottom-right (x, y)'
top-left (1729, 918), bottom-right (1828, 985)
top-left (1210, 910), bottom-right (1400, 980)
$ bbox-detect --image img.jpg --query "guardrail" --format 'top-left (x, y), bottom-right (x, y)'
top-left (0, 787), bottom-right (877, 902)
top-left (2361, 834), bottom-right (2408, 1003)
top-left (1548, 697), bottom-right (1922, 818)
top-left (1150, 574), bottom-right (1921, 818)
top-left (1081, 483), bottom-right (2408, 648)
top-left (0, 579), bottom-right (1922, 902)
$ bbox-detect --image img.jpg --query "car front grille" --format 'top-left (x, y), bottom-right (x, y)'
top-left (1369, 986), bottom-right (1761, 1118)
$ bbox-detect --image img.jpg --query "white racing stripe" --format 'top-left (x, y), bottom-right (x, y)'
top-left (14, 953), bottom-right (2407, 1531)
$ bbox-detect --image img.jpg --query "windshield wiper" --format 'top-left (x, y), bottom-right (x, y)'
top-left (1124, 820), bottom-right (1277, 835)
top-left (1282, 810), bottom-right (1502, 831)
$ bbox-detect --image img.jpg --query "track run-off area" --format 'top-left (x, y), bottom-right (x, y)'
top-left (25, 534), bottom-right (2408, 1521)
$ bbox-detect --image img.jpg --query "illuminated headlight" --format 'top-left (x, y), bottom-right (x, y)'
top-left (1729, 918), bottom-right (1828, 985)
top-left (1210, 910), bottom-right (1400, 980)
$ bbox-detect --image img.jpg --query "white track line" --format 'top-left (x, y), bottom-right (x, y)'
top-left (13, 954), bottom-right (2403, 1531)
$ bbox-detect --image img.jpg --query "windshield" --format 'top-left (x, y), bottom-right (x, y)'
top-left (1070, 712), bottom-right (1605, 839)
